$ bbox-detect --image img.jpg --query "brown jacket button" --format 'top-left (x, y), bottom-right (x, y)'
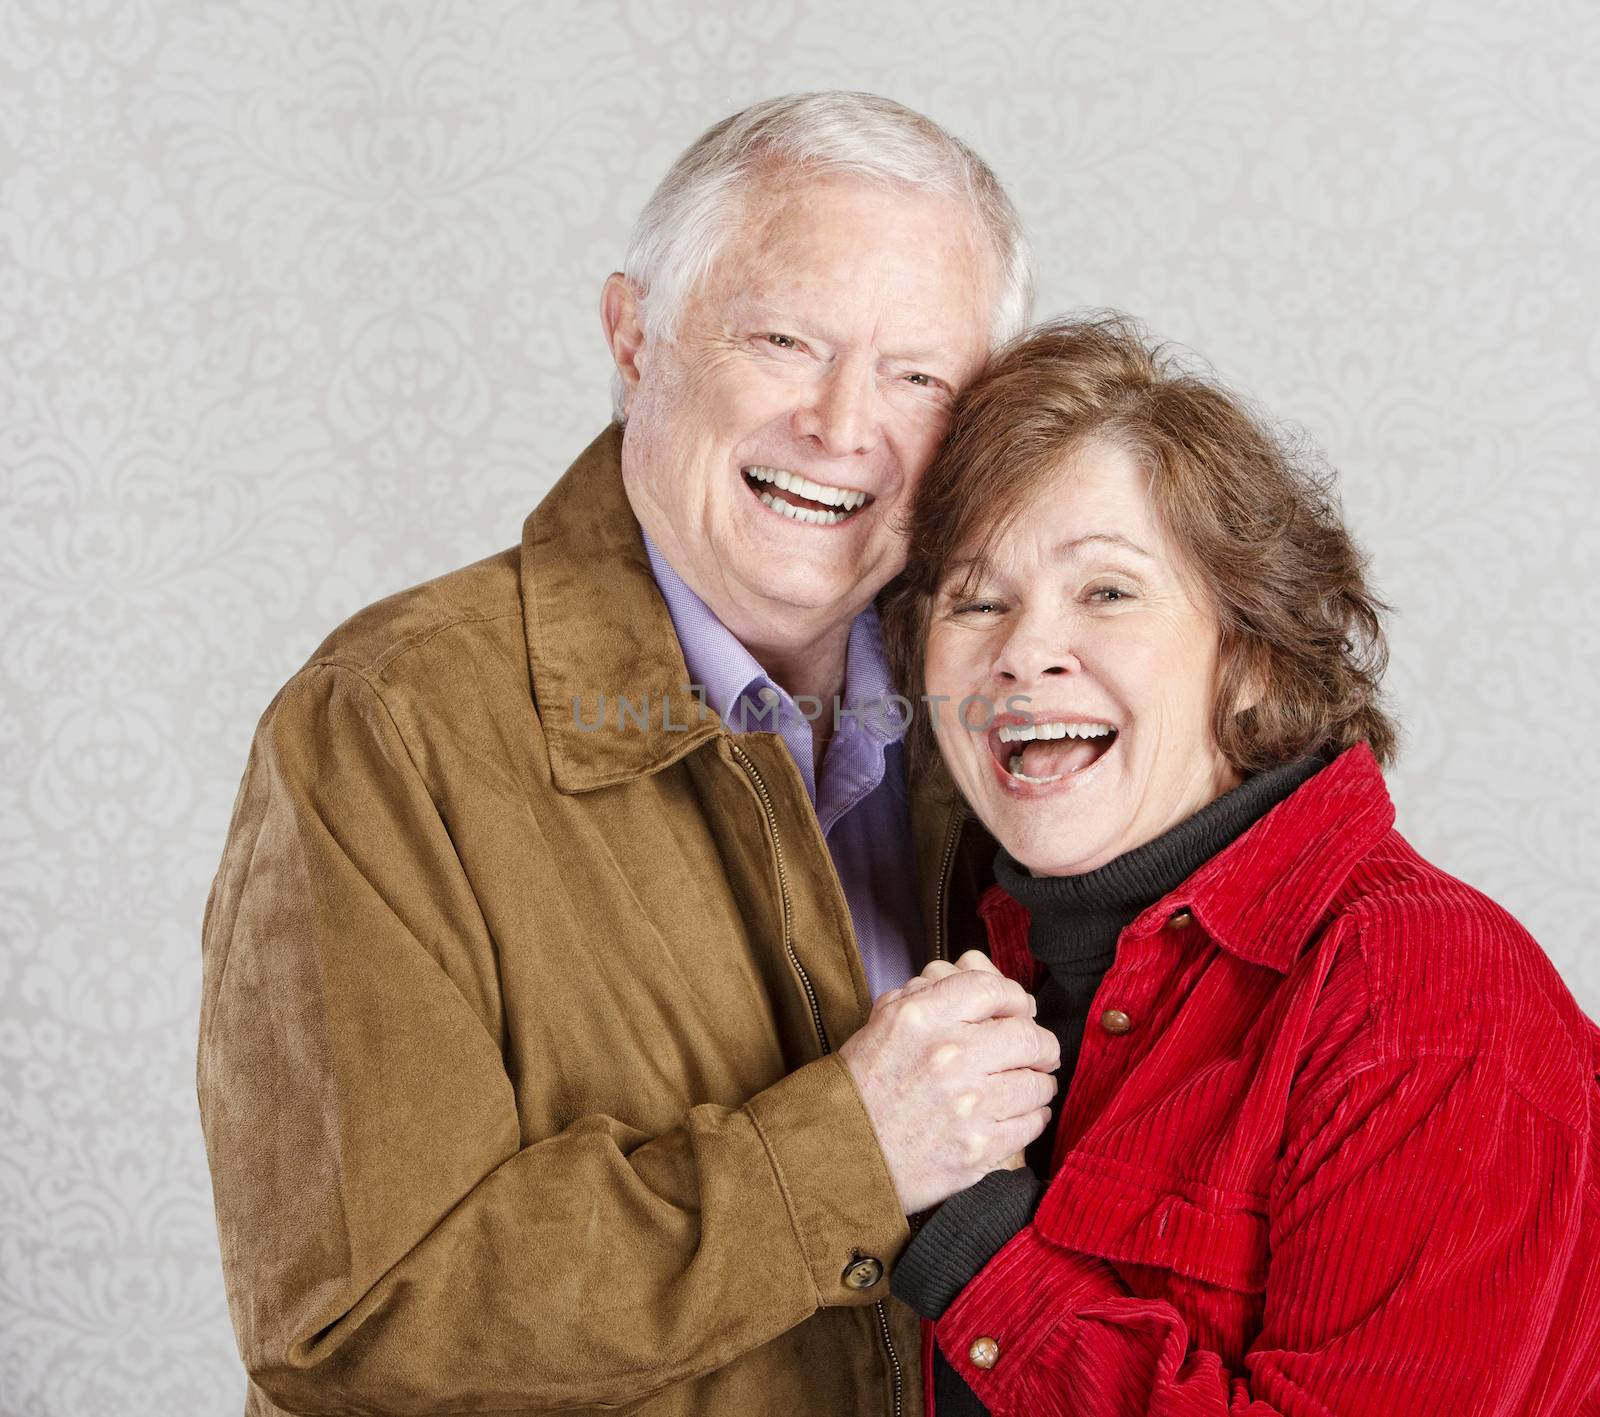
top-left (842, 1256), bottom-right (883, 1290)
top-left (968, 1336), bottom-right (1000, 1369)
top-left (1100, 1007), bottom-right (1132, 1035)
top-left (1168, 909), bottom-right (1194, 929)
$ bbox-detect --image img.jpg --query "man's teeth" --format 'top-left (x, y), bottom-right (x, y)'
top-left (997, 721), bottom-right (1115, 743)
top-left (744, 465), bottom-right (868, 512)
top-left (757, 491), bottom-right (849, 526)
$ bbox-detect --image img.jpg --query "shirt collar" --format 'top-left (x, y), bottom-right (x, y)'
top-left (642, 527), bottom-right (907, 745)
top-left (839, 601), bottom-right (904, 743)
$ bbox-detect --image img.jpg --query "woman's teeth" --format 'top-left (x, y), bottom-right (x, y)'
top-left (999, 722), bottom-right (1117, 784)
top-left (744, 465), bottom-right (868, 526)
top-left (1007, 754), bottom-right (1064, 784)
top-left (997, 722), bottom-right (1115, 743)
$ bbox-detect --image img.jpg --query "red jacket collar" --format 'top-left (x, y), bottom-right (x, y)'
top-left (980, 744), bottom-right (1396, 976)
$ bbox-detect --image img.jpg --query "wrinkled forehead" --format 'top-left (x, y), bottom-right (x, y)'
top-left (706, 172), bottom-right (999, 338)
top-left (935, 439), bottom-right (1195, 587)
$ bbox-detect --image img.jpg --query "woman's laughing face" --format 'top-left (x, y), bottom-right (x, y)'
top-left (924, 440), bottom-right (1242, 876)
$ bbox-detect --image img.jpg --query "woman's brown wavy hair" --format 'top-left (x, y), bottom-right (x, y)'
top-left (882, 313), bottom-right (1396, 779)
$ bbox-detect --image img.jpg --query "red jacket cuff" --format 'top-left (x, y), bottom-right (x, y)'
top-left (933, 1223), bottom-right (1119, 1407)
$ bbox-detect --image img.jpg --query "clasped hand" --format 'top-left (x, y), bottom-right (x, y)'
top-left (839, 951), bottom-right (1058, 1215)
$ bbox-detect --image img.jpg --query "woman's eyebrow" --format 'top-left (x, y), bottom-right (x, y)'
top-left (936, 556), bottom-right (993, 593)
top-left (1052, 531), bottom-right (1153, 560)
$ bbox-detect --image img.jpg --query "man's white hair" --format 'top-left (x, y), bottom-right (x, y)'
top-left (611, 90), bottom-right (1033, 421)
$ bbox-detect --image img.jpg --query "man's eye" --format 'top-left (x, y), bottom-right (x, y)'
top-left (905, 372), bottom-right (932, 387)
top-left (765, 333), bottom-right (797, 349)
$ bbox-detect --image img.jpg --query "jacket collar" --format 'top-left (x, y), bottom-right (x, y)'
top-left (981, 743), bottom-right (1396, 975)
top-left (1127, 742), bottom-right (1396, 971)
top-left (523, 425), bottom-right (722, 793)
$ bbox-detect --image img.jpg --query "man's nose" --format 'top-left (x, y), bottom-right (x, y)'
top-left (795, 359), bottom-right (879, 457)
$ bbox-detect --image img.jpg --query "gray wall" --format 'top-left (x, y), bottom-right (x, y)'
top-left (2, 1), bottom-right (1596, 1411)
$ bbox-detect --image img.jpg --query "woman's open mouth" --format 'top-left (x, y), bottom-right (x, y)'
top-left (742, 465), bottom-right (873, 527)
top-left (987, 718), bottom-right (1118, 787)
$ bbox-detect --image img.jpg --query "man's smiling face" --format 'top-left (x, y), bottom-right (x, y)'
top-left (607, 173), bottom-right (998, 660)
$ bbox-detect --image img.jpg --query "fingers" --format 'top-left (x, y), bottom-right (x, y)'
top-left (882, 973), bottom-right (1055, 1072)
top-left (932, 967), bottom-right (1036, 1025)
top-left (992, 1105), bottom-right (1053, 1162)
top-left (885, 952), bottom-right (1006, 1013)
top-left (984, 1065), bottom-right (1058, 1121)
top-left (953, 1099), bottom-right (1053, 1177)
top-left (952, 949), bottom-right (1002, 975)
top-left (994, 1013), bottom-right (1061, 1073)
top-left (961, 1008), bottom-right (1060, 1074)
top-left (877, 971), bottom-right (941, 1006)
top-left (914, 951), bottom-right (998, 986)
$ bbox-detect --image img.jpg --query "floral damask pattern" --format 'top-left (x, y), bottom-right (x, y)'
top-left (1, 1), bottom-right (1596, 1411)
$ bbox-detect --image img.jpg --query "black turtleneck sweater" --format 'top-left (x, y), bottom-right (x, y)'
top-left (892, 756), bottom-right (1325, 1417)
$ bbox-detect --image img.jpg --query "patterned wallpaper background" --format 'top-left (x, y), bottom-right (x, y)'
top-left (2, 0), bottom-right (1597, 1411)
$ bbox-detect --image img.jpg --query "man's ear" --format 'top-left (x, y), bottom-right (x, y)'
top-left (601, 272), bottom-right (647, 413)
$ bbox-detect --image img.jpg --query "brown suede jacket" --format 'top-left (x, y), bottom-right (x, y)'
top-left (198, 424), bottom-right (993, 1416)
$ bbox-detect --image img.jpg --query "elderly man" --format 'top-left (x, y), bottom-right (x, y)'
top-left (198, 92), bottom-right (1058, 1417)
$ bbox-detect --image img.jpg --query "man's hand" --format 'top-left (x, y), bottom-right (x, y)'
top-left (839, 950), bottom-right (1057, 1215)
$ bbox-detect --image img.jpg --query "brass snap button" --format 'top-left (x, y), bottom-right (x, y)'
top-left (841, 1256), bottom-right (883, 1290)
top-left (1100, 1007), bottom-right (1132, 1035)
top-left (968, 1335), bottom-right (1000, 1369)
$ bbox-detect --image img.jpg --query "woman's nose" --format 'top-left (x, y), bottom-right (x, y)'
top-left (994, 621), bottom-right (1078, 685)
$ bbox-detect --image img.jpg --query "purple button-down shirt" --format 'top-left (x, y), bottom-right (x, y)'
top-left (643, 531), bottom-right (922, 1000)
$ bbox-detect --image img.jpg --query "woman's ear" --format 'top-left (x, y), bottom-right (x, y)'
top-left (1224, 638), bottom-right (1267, 719)
top-left (600, 273), bottom-right (647, 412)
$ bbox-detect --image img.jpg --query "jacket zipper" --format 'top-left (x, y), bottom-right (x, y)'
top-left (874, 1301), bottom-right (904, 1417)
top-left (729, 740), bottom-right (903, 1417)
top-left (931, 805), bottom-right (968, 964)
top-left (729, 741), bottom-right (829, 1054)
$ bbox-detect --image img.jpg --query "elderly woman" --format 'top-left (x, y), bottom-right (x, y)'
top-left (880, 317), bottom-right (1600, 1416)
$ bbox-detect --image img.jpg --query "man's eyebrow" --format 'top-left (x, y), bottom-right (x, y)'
top-left (726, 296), bottom-right (806, 326)
top-left (1053, 531), bottom-right (1153, 559)
top-left (724, 301), bottom-right (952, 365)
top-left (729, 303), bottom-right (847, 347)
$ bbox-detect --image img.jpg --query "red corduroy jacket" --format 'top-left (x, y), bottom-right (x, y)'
top-left (925, 743), bottom-right (1600, 1416)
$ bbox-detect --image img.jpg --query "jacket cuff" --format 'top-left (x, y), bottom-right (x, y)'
top-left (891, 1169), bottom-right (1043, 1319)
top-left (934, 1224), bottom-right (1122, 1406)
top-left (744, 1053), bottom-right (910, 1308)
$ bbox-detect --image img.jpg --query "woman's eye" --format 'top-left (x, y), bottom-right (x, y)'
top-left (765, 333), bottom-right (797, 350)
top-left (905, 372), bottom-right (932, 386)
top-left (954, 599), bottom-right (1003, 616)
top-left (1088, 585), bottom-right (1131, 603)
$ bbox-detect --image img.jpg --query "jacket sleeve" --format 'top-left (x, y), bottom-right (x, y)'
top-left (932, 1050), bottom-right (1590, 1416)
top-left (196, 663), bottom-right (907, 1416)
top-left (892, 1167), bottom-right (1043, 1319)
